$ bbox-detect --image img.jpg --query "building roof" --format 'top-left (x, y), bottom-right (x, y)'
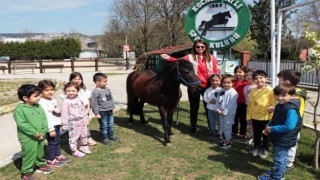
top-left (146, 44), bottom-right (193, 55)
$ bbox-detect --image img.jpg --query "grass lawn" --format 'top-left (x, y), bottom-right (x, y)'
top-left (0, 79), bottom-right (62, 107)
top-left (0, 102), bottom-right (319, 179)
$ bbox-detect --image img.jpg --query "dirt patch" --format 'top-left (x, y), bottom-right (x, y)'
top-left (114, 147), bottom-right (133, 154)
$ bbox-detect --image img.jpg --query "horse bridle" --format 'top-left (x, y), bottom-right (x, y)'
top-left (176, 62), bottom-right (201, 87)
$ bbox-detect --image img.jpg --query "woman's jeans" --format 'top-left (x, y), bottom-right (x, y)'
top-left (99, 110), bottom-right (114, 140)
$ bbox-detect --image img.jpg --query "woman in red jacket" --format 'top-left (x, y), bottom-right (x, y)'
top-left (160, 39), bottom-right (218, 135)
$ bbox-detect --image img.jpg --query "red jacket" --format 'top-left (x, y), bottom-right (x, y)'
top-left (233, 79), bottom-right (250, 104)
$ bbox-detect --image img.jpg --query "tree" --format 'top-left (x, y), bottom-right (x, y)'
top-left (249, 0), bottom-right (296, 60)
top-left (152, 0), bottom-right (193, 46)
top-left (302, 26), bottom-right (320, 170)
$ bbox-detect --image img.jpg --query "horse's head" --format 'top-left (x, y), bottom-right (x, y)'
top-left (176, 59), bottom-right (201, 90)
top-left (226, 11), bottom-right (231, 18)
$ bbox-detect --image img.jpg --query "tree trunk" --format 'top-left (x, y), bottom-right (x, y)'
top-left (313, 70), bottom-right (320, 169)
top-left (314, 134), bottom-right (320, 170)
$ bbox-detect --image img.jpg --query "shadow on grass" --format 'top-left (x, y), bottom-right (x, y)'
top-left (114, 105), bottom-right (214, 146)
top-left (208, 142), bottom-right (272, 177)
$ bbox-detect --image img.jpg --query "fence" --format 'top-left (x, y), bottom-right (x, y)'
top-left (0, 58), bottom-right (136, 74)
top-left (248, 60), bottom-right (318, 87)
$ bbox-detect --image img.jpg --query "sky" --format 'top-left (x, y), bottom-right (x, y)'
top-left (2, 0), bottom-right (307, 36)
top-left (0, 0), bottom-right (114, 35)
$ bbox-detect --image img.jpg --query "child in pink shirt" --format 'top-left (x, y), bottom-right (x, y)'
top-left (61, 82), bottom-right (91, 158)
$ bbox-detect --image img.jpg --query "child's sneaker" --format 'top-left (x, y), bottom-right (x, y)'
top-left (262, 170), bottom-right (285, 180)
top-left (21, 173), bottom-right (34, 180)
top-left (79, 145), bottom-right (91, 154)
top-left (102, 139), bottom-right (112, 145)
top-left (108, 137), bottom-right (120, 141)
top-left (55, 155), bottom-right (71, 163)
top-left (259, 148), bottom-right (269, 159)
top-left (245, 138), bottom-right (253, 145)
top-left (72, 150), bottom-right (86, 158)
top-left (257, 175), bottom-right (271, 180)
top-left (47, 159), bottom-right (65, 167)
top-left (249, 147), bottom-right (258, 156)
top-left (286, 164), bottom-right (294, 172)
top-left (219, 140), bottom-right (231, 149)
top-left (238, 134), bottom-right (246, 140)
top-left (88, 137), bottom-right (97, 146)
top-left (35, 165), bottom-right (54, 174)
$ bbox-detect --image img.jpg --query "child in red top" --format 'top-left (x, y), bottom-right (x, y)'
top-left (232, 65), bottom-right (250, 139)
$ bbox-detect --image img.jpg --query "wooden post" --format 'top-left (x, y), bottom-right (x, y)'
top-left (71, 57), bottom-right (75, 72)
top-left (39, 59), bottom-right (43, 73)
top-left (95, 58), bottom-right (99, 71)
top-left (126, 52), bottom-right (129, 70)
top-left (7, 60), bottom-right (12, 74)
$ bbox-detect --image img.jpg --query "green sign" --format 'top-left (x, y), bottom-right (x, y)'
top-left (185, 0), bottom-right (251, 50)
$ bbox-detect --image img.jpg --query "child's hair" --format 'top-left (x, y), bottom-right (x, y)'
top-left (69, 72), bottom-right (86, 90)
top-left (37, 80), bottom-right (56, 92)
top-left (247, 68), bottom-right (256, 74)
top-left (209, 74), bottom-right (222, 81)
top-left (17, 84), bottom-right (39, 102)
top-left (277, 70), bottom-right (301, 86)
top-left (273, 83), bottom-right (296, 96)
top-left (93, 73), bottom-right (108, 83)
top-left (253, 70), bottom-right (268, 79)
top-left (234, 65), bottom-right (248, 74)
top-left (222, 74), bottom-right (236, 83)
top-left (63, 82), bottom-right (80, 92)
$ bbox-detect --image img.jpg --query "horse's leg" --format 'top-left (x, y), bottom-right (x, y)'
top-left (224, 19), bottom-right (229, 24)
top-left (158, 106), bottom-right (171, 145)
top-left (167, 108), bottom-right (175, 136)
top-left (128, 112), bottom-right (134, 125)
top-left (138, 100), bottom-right (147, 124)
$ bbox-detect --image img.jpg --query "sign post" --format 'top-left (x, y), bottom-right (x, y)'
top-left (123, 45), bottom-right (130, 70)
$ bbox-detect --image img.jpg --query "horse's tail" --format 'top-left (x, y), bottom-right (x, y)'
top-left (198, 20), bottom-right (206, 28)
top-left (126, 73), bottom-right (140, 115)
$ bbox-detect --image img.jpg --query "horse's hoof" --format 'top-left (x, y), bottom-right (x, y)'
top-left (165, 142), bottom-right (172, 147)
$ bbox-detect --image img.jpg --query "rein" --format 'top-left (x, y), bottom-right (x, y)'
top-left (176, 62), bottom-right (201, 87)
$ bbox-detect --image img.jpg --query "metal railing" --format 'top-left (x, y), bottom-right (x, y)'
top-left (248, 60), bottom-right (318, 87)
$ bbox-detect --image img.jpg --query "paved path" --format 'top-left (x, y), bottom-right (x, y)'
top-left (0, 69), bottom-right (189, 168)
top-left (0, 68), bottom-right (318, 168)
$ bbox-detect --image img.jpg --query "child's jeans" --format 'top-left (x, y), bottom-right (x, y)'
top-left (208, 109), bottom-right (220, 133)
top-left (272, 145), bottom-right (289, 179)
top-left (46, 125), bottom-right (61, 161)
top-left (99, 110), bottom-right (114, 140)
top-left (219, 113), bottom-right (235, 142)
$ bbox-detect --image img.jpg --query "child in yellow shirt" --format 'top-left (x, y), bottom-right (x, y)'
top-left (247, 70), bottom-right (276, 158)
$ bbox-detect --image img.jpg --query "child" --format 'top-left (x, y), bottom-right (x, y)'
top-left (217, 74), bottom-right (238, 148)
top-left (243, 68), bottom-right (257, 145)
top-left (277, 70), bottom-right (306, 171)
top-left (38, 80), bottom-right (71, 167)
top-left (258, 83), bottom-right (301, 180)
top-left (61, 82), bottom-right (91, 158)
top-left (13, 84), bottom-right (53, 180)
top-left (91, 73), bottom-right (120, 145)
top-left (233, 65), bottom-right (250, 139)
top-left (204, 74), bottom-right (222, 139)
top-left (247, 70), bottom-right (276, 158)
top-left (66, 72), bottom-right (97, 146)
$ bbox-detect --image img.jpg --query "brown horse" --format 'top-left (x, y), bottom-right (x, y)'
top-left (126, 59), bottom-right (200, 146)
